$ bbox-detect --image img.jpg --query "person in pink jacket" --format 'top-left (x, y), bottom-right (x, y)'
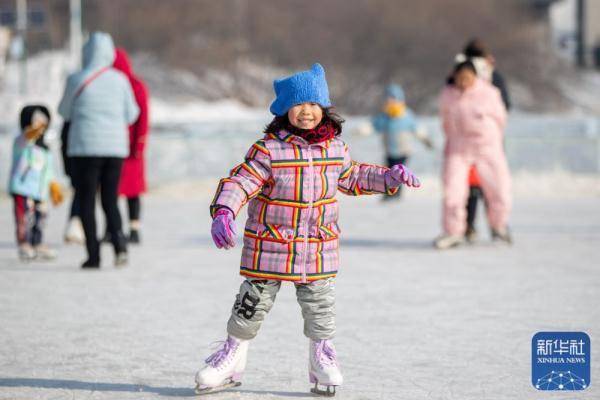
top-left (193, 63), bottom-right (421, 396)
top-left (435, 61), bottom-right (512, 249)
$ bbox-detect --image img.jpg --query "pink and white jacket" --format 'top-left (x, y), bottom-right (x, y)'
top-left (211, 130), bottom-right (396, 282)
top-left (440, 78), bottom-right (507, 154)
top-left (439, 78), bottom-right (511, 235)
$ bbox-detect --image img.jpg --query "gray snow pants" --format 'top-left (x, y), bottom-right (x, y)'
top-left (227, 278), bottom-right (336, 340)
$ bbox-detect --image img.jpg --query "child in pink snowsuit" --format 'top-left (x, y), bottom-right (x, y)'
top-left (435, 61), bottom-right (511, 249)
top-left (194, 63), bottom-right (421, 396)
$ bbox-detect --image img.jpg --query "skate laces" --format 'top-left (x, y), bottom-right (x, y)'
top-left (205, 336), bottom-right (237, 368)
top-left (314, 340), bottom-right (337, 367)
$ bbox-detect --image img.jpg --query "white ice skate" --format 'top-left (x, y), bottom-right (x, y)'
top-left (34, 245), bottom-right (57, 261)
top-left (491, 228), bottom-right (512, 245)
top-left (195, 335), bottom-right (248, 395)
top-left (433, 234), bottom-right (464, 249)
top-left (18, 244), bottom-right (36, 262)
top-left (64, 217), bottom-right (85, 244)
top-left (309, 339), bottom-right (343, 397)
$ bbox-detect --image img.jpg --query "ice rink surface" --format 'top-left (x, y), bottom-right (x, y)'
top-left (0, 188), bottom-right (599, 400)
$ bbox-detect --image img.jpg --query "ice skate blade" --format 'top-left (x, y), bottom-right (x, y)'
top-left (310, 383), bottom-right (337, 397)
top-left (195, 381), bottom-right (241, 395)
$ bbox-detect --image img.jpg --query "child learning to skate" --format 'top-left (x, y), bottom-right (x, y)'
top-left (8, 105), bottom-right (64, 261)
top-left (435, 61), bottom-right (511, 249)
top-left (195, 64), bottom-right (420, 396)
top-left (371, 84), bottom-right (433, 200)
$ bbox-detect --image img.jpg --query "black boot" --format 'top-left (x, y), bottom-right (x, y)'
top-left (81, 258), bottom-right (100, 268)
top-left (83, 237), bottom-right (101, 269)
top-left (128, 229), bottom-right (140, 244)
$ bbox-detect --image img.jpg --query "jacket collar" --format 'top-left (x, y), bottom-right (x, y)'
top-left (267, 130), bottom-right (332, 148)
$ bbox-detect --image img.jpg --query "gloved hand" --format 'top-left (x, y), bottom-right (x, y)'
top-left (211, 208), bottom-right (237, 249)
top-left (385, 164), bottom-right (421, 188)
top-left (49, 181), bottom-right (64, 206)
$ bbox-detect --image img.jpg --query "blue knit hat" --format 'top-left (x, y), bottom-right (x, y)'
top-left (270, 63), bottom-right (331, 116)
top-left (385, 84), bottom-right (405, 101)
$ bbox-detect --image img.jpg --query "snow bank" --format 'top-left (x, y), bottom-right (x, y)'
top-left (0, 50), bottom-right (598, 199)
top-left (0, 50), bottom-right (267, 129)
top-left (150, 98), bottom-right (267, 124)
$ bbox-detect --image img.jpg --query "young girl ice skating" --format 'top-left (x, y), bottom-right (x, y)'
top-left (371, 84), bottom-right (433, 200)
top-left (195, 63), bottom-right (420, 396)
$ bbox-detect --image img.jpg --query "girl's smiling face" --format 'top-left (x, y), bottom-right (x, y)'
top-left (287, 103), bottom-right (323, 130)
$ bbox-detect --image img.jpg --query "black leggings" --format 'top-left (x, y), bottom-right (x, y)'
top-left (61, 122), bottom-right (82, 219)
top-left (127, 197), bottom-right (141, 222)
top-left (69, 188), bottom-right (81, 218)
top-left (466, 186), bottom-right (486, 229)
top-left (73, 157), bottom-right (126, 261)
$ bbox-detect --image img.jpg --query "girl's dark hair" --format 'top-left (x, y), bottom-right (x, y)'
top-left (20, 104), bottom-right (51, 149)
top-left (453, 60), bottom-right (477, 76)
top-left (20, 104), bottom-right (51, 130)
top-left (446, 60), bottom-right (477, 85)
top-left (264, 107), bottom-right (345, 135)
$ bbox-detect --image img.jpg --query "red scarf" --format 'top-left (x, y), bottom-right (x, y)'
top-left (286, 119), bottom-right (338, 144)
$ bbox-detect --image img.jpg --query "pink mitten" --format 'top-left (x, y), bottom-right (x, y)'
top-left (385, 164), bottom-right (421, 188)
top-left (211, 208), bottom-right (237, 249)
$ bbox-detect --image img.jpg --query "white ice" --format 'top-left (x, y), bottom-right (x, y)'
top-left (0, 181), bottom-right (599, 399)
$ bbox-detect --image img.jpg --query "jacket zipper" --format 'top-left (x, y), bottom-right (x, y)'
top-left (301, 144), bottom-right (315, 283)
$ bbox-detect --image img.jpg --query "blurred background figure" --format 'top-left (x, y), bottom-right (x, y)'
top-left (0, 26), bottom-right (10, 86)
top-left (58, 32), bottom-right (139, 268)
top-left (108, 48), bottom-right (149, 245)
top-left (454, 39), bottom-right (512, 242)
top-left (435, 61), bottom-right (511, 250)
top-left (8, 105), bottom-right (63, 261)
top-left (455, 38), bottom-right (511, 109)
top-left (61, 119), bottom-right (84, 244)
top-left (370, 84), bottom-right (433, 200)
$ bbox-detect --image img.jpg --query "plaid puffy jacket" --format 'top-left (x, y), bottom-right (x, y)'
top-left (211, 130), bottom-right (397, 282)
